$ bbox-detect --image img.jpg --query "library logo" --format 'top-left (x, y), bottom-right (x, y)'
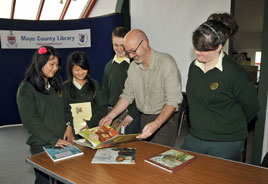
top-left (78, 33), bottom-right (88, 46)
top-left (6, 31), bottom-right (18, 48)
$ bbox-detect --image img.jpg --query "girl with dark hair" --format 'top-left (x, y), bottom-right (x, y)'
top-left (17, 46), bottom-right (72, 183)
top-left (182, 13), bottom-right (259, 161)
top-left (62, 51), bottom-right (107, 137)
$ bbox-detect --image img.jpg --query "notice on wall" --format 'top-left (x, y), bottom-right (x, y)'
top-left (0, 29), bottom-right (91, 49)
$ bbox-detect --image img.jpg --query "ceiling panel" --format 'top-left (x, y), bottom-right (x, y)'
top-left (0, 0), bottom-right (12, 19)
top-left (13, 0), bottom-right (40, 20)
top-left (40, 0), bottom-right (66, 20)
top-left (65, 0), bottom-right (89, 20)
top-left (0, 0), bottom-right (92, 20)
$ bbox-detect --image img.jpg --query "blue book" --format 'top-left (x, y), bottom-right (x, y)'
top-left (43, 145), bottom-right (83, 162)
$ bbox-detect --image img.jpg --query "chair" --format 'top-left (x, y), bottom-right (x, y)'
top-left (242, 117), bottom-right (257, 163)
top-left (177, 94), bottom-right (189, 136)
top-left (261, 152), bottom-right (268, 167)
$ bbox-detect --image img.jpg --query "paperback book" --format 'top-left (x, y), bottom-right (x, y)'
top-left (91, 147), bottom-right (136, 164)
top-left (108, 107), bottom-right (128, 134)
top-left (77, 125), bottom-right (139, 149)
top-left (144, 149), bottom-right (196, 173)
top-left (43, 145), bottom-right (83, 162)
top-left (70, 102), bottom-right (92, 134)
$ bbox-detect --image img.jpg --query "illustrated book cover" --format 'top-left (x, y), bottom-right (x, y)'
top-left (70, 102), bottom-right (92, 134)
top-left (91, 147), bottom-right (136, 164)
top-left (43, 145), bottom-right (83, 162)
top-left (108, 107), bottom-right (128, 134)
top-left (144, 149), bottom-right (196, 173)
top-left (77, 125), bottom-right (139, 149)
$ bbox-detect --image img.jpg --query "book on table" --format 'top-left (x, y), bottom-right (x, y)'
top-left (74, 125), bottom-right (139, 149)
top-left (91, 147), bottom-right (136, 164)
top-left (70, 102), bottom-right (92, 134)
top-left (144, 149), bottom-right (196, 173)
top-left (43, 145), bottom-right (83, 162)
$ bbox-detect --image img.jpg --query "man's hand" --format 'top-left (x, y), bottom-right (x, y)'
top-left (99, 115), bottom-right (113, 127)
top-left (137, 105), bottom-right (175, 139)
top-left (122, 115), bottom-right (134, 127)
top-left (99, 98), bottom-right (130, 126)
top-left (136, 121), bottom-right (160, 139)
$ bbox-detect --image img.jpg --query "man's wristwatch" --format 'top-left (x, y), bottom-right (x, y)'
top-left (66, 122), bottom-right (71, 126)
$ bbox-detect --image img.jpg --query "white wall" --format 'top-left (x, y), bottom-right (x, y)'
top-left (130, 0), bottom-right (231, 91)
top-left (89, 0), bottom-right (117, 17)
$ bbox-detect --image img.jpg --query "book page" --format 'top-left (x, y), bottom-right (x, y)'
top-left (74, 139), bottom-right (94, 149)
top-left (79, 125), bottom-right (119, 148)
top-left (79, 126), bottom-right (139, 149)
top-left (70, 102), bottom-right (92, 134)
top-left (100, 134), bottom-right (139, 147)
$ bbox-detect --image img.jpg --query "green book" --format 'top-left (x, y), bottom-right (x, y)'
top-left (144, 149), bottom-right (197, 173)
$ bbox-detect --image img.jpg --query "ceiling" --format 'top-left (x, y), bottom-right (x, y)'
top-left (0, 0), bottom-right (264, 33)
top-left (0, 0), bottom-right (95, 20)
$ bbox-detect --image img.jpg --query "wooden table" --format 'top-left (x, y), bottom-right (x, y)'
top-left (26, 141), bottom-right (268, 184)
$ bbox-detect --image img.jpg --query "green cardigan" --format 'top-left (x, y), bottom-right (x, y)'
top-left (102, 59), bottom-right (139, 118)
top-left (62, 79), bottom-right (107, 129)
top-left (186, 54), bottom-right (259, 142)
top-left (16, 82), bottom-right (66, 152)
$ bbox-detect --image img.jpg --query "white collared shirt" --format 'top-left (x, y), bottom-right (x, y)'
top-left (112, 55), bottom-right (130, 64)
top-left (72, 77), bottom-right (86, 90)
top-left (45, 82), bottom-right (51, 91)
top-left (194, 51), bottom-right (224, 72)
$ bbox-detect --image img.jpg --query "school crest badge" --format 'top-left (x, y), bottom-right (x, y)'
top-left (210, 82), bottom-right (219, 90)
top-left (7, 31), bottom-right (16, 45)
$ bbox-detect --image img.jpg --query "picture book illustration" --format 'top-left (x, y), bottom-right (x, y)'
top-left (91, 147), bottom-right (136, 164)
top-left (145, 149), bottom-right (196, 173)
top-left (43, 145), bottom-right (83, 162)
top-left (70, 102), bottom-right (92, 134)
top-left (78, 125), bottom-right (139, 149)
top-left (108, 107), bottom-right (128, 133)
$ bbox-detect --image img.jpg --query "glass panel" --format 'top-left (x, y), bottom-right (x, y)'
top-left (0, 0), bottom-right (13, 19)
top-left (255, 51), bottom-right (262, 65)
top-left (65, 0), bottom-right (90, 20)
top-left (40, 0), bottom-right (66, 20)
top-left (13, 0), bottom-right (40, 20)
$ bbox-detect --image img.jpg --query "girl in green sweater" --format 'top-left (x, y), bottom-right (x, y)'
top-left (17, 46), bottom-right (72, 183)
top-left (62, 51), bottom-right (107, 137)
top-left (182, 13), bottom-right (259, 161)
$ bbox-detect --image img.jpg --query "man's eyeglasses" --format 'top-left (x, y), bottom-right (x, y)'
top-left (124, 40), bottom-right (143, 57)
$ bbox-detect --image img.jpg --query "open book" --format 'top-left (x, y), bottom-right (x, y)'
top-left (70, 102), bottom-right (92, 134)
top-left (75, 125), bottom-right (139, 149)
top-left (43, 145), bottom-right (83, 162)
top-left (144, 149), bottom-right (196, 173)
